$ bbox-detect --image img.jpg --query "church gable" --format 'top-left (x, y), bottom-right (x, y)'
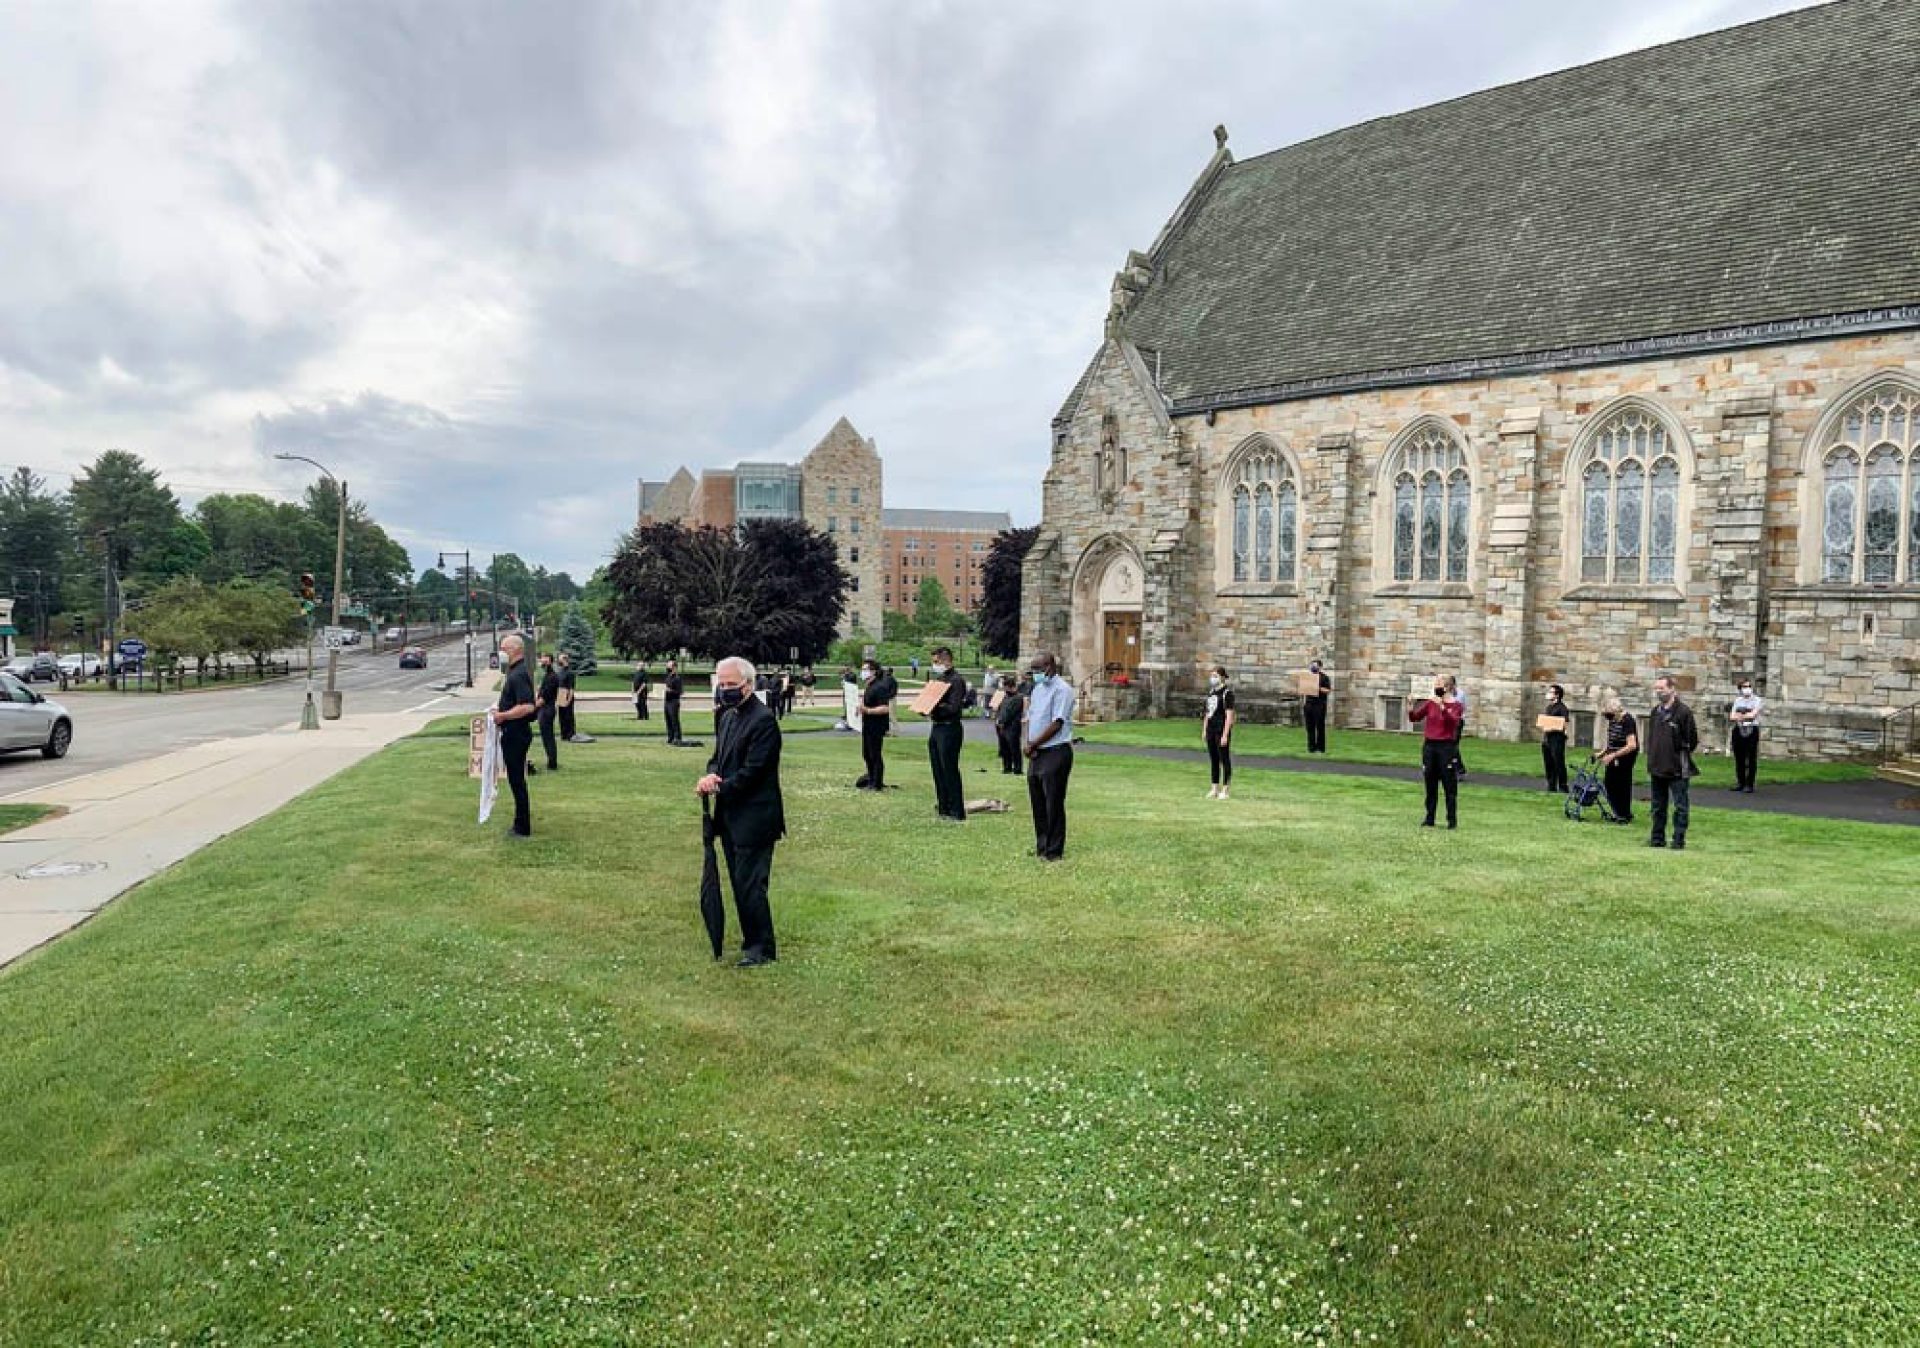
top-left (1048, 338), bottom-right (1184, 526)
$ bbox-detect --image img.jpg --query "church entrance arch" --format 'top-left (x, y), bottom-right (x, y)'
top-left (1070, 535), bottom-right (1146, 692)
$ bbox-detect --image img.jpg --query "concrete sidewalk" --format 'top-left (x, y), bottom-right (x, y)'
top-left (0, 695), bottom-right (490, 971)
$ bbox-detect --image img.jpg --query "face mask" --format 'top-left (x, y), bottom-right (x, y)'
top-left (860, 669), bottom-right (874, 683)
top-left (1208, 676), bottom-right (1221, 689)
top-left (931, 664), bottom-right (949, 676)
top-left (1030, 671), bottom-right (1048, 685)
top-left (1738, 687), bottom-right (1751, 696)
top-left (715, 685), bottom-right (746, 709)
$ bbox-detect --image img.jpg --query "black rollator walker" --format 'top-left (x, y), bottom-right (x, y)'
top-left (1564, 755), bottom-right (1619, 823)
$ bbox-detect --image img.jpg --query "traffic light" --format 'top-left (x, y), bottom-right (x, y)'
top-left (70, 615), bottom-right (84, 636)
top-left (299, 572), bottom-right (317, 614)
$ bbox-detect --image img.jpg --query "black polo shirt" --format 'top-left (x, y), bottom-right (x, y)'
top-left (498, 661), bottom-right (536, 743)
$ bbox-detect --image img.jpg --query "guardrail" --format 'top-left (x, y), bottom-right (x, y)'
top-left (1883, 700), bottom-right (1920, 763)
top-left (96, 660), bottom-right (296, 693)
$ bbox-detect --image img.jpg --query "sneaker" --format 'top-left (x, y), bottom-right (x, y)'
top-left (1671, 839), bottom-right (1686, 852)
top-left (1649, 838), bottom-right (1667, 848)
top-left (1218, 788), bottom-right (1230, 801)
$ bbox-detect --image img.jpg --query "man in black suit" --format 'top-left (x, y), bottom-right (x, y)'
top-left (490, 634), bottom-right (538, 838)
top-left (663, 659), bottom-right (685, 745)
top-left (536, 652), bottom-right (562, 771)
top-left (696, 656), bottom-right (785, 967)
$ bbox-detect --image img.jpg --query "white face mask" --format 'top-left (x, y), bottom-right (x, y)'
top-left (1208, 676), bottom-right (1221, 689)
top-left (860, 669), bottom-right (874, 683)
top-left (931, 664), bottom-right (949, 676)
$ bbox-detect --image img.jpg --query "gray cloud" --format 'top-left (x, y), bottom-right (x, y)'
top-left (0, 0), bottom-right (1814, 578)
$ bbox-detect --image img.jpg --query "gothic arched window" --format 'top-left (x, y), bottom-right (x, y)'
top-left (1385, 422), bottom-right (1472, 585)
top-left (1574, 406), bottom-right (1686, 586)
top-left (1223, 442), bottom-right (1298, 585)
top-left (1816, 382), bottom-right (1920, 584)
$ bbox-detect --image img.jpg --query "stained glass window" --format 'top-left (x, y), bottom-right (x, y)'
top-left (1419, 475), bottom-right (1443, 582)
top-left (1445, 469), bottom-right (1469, 582)
top-left (1387, 424), bottom-right (1471, 584)
top-left (1275, 483), bottom-right (1297, 582)
top-left (1254, 483), bottom-right (1273, 583)
top-left (1394, 477), bottom-right (1416, 581)
top-left (1231, 487), bottom-right (1250, 583)
top-left (1814, 382), bottom-right (1919, 583)
top-left (1220, 443), bottom-right (1299, 587)
top-left (1575, 407), bottom-right (1686, 586)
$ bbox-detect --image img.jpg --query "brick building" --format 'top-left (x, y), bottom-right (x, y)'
top-left (1022, 0), bottom-right (1920, 759)
top-left (637, 416), bottom-right (884, 635)
top-left (882, 508), bottom-right (1011, 617)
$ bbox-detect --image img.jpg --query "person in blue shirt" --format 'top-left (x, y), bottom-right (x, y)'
top-left (1023, 652), bottom-right (1076, 860)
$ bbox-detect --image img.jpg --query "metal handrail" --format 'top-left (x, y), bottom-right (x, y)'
top-left (1883, 700), bottom-right (1920, 763)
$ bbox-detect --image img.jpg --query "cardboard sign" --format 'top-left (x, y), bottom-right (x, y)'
top-left (1536, 714), bottom-right (1568, 734)
top-left (1411, 674), bottom-right (1442, 701)
top-left (989, 689), bottom-right (1007, 713)
top-left (468, 715), bottom-right (506, 780)
top-left (1295, 671), bottom-right (1321, 699)
top-left (910, 680), bottom-right (947, 716)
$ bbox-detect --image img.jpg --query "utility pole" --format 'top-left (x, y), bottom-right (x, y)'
top-left (277, 454), bottom-right (349, 719)
top-left (99, 532), bottom-right (118, 690)
top-left (439, 549), bottom-right (474, 687)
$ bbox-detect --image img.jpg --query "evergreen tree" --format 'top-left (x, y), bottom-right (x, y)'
top-left (556, 601), bottom-right (599, 674)
top-left (0, 468), bottom-right (74, 644)
top-left (913, 576), bottom-right (960, 638)
top-left (69, 450), bottom-right (182, 578)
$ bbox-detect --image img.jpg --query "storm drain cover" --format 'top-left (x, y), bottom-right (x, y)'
top-left (15, 861), bottom-right (106, 880)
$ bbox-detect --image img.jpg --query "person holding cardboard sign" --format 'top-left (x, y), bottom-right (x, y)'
top-left (1300, 660), bottom-right (1332, 753)
top-left (922, 646), bottom-right (970, 822)
top-left (1539, 683), bottom-right (1571, 793)
top-left (1409, 677), bottom-right (1465, 829)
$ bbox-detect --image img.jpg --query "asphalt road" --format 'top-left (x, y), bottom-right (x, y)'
top-left (0, 642), bottom-right (487, 800)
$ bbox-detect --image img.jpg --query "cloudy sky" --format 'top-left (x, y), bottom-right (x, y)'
top-left (0, 0), bottom-right (1813, 580)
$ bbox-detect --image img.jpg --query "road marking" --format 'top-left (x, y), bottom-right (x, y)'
top-left (405, 695), bottom-right (452, 713)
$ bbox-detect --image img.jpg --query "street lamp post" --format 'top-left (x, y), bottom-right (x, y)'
top-left (277, 453), bottom-right (348, 720)
top-left (438, 549), bottom-right (474, 687)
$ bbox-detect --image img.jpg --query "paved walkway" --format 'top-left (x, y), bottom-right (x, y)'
top-left (0, 689), bottom-right (496, 971)
top-left (892, 716), bottom-right (1920, 827)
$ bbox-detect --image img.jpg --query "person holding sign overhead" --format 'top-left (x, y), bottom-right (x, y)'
top-left (1539, 683), bottom-right (1571, 793)
top-left (1408, 675), bottom-right (1465, 829)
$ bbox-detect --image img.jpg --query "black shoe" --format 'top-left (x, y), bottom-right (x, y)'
top-left (1421, 819), bottom-right (1435, 828)
top-left (546, 763), bottom-right (559, 771)
top-left (1671, 839), bottom-right (1686, 852)
top-left (1446, 821), bottom-right (1457, 830)
top-left (736, 950), bottom-right (775, 968)
top-left (1649, 838), bottom-right (1666, 848)
top-left (504, 829), bottom-right (531, 842)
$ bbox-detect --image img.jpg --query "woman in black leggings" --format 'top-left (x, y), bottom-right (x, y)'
top-left (1203, 666), bottom-right (1235, 800)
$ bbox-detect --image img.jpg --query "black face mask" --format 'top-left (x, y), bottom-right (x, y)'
top-left (715, 685), bottom-right (746, 709)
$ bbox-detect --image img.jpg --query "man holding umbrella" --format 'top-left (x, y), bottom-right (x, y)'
top-left (695, 656), bottom-right (784, 967)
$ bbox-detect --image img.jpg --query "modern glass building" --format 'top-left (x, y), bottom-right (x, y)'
top-left (734, 463), bottom-right (804, 520)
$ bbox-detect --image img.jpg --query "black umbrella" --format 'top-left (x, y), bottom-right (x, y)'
top-left (699, 794), bottom-right (726, 959)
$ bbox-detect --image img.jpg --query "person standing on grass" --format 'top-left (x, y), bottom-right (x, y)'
top-left (858, 659), bottom-right (896, 789)
top-left (696, 656), bottom-right (784, 967)
top-left (490, 634), bottom-right (537, 839)
top-left (536, 651), bottom-right (562, 772)
top-left (1645, 673), bottom-right (1699, 851)
top-left (1597, 696), bottom-right (1639, 824)
top-left (663, 659), bottom-right (685, 745)
top-left (926, 645), bottom-right (969, 821)
top-left (1409, 677), bottom-right (1465, 829)
top-left (1204, 666), bottom-right (1235, 800)
top-left (1024, 652), bottom-right (1075, 860)
top-left (556, 652), bottom-right (579, 742)
top-left (1730, 676), bottom-right (1763, 793)
top-left (1303, 659), bottom-right (1331, 754)
top-left (632, 663), bottom-right (651, 721)
top-left (1542, 682), bottom-right (1571, 794)
top-left (994, 674), bottom-right (1025, 775)
top-left (800, 665), bottom-right (817, 707)
top-left (1444, 673), bottom-right (1469, 777)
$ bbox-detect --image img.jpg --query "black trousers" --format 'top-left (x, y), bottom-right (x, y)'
top-left (502, 731), bottom-right (532, 836)
top-left (1650, 774), bottom-right (1690, 844)
top-left (558, 702), bottom-right (576, 740)
top-left (634, 691), bottom-right (649, 720)
top-left (1027, 745), bottom-right (1072, 859)
top-left (664, 699), bottom-right (682, 744)
top-left (1421, 740), bottom-right (1458, 825)
top-left (1732, 729), bottom-right (1759, 790)
top-left (861, 713), bottom-right (888, 788)
top-left (716, 823), bottom-right (776, 958)
top-left (538, 708), bottom-right (559, 769)
top-left (996, 724), bottom-right (1022, 774)
top-left (1304, 699), bottom-right (1328, 752)
top-left (929, 721), bottom-right (966, 819)
top-left (1604, 755), bottom-right (1636, 822)
top-left (1206, 727), bottom-right (1232, 785)
top-left (1542, 733), bottom-right (1569, 792)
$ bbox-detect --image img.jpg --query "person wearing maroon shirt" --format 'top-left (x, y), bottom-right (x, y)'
top-left (1409, 680), bottom-right (1466, 829)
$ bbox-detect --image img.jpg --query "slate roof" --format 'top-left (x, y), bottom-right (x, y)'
top-left (882, 508), bottom-right (1013, 532)
top-left (1113, 0), bottom-right (1920, 413)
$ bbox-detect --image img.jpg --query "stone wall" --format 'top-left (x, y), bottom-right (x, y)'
top-left (1026, 329), bottom-right (1920, 759)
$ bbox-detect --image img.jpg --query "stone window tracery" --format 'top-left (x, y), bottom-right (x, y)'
top-left (1574, 407), bottom-right (1684, 585)
top-left (1224, 442), bottom-right (1297, 585)
top-left (1818, 383), bottom-right (1920, 584)
top-left (1386, 423), bottom-right (1471, 584)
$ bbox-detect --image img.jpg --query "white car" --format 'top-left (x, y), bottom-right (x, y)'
top-left (383, 627), bottom-right (405, 642)
top-left (58, 653), bottom-right (102, 678)
top-left (0, 672), bottom-right (72, 758)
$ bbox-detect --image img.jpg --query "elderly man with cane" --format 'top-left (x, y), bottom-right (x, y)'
top-left (695, 656), bottom-right (785, 967)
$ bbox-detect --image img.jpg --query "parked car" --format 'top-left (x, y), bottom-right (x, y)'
top-left (57, 653), bottom-right (103, 679)
top-left (383, 627), bottom-right (405, 642)
top-left (398, 646), bottom-right (428, 670)
top-left (0, 671), bottom-right (72, 758)
top-left (4, 654), bottom-right (59, 683)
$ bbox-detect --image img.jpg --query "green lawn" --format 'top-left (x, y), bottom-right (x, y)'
top-left (1085, 718), bottom-right (1877, 787)
top-left (0, 804), bottom-right (53, 835)
top-left (1, 735), bottom-right (1915, 1344)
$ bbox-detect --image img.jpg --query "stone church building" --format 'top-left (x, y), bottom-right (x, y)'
top-left (1021, 0), bottom-right (1920, 759)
